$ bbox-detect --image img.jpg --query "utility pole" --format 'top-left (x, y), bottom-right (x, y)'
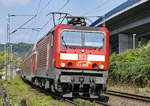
top-left (133, 34), bottom-right (136, 49)
top-left (6, 14), bottom-right (10, 81)
top-left (4, 44), bottom-right (7, 80)
top-left (10, 45), bottom-right (12, 62)
top-left (10, 45), bottom-right (13, 79)
top-left (5, 13), bottom-right (39, 81)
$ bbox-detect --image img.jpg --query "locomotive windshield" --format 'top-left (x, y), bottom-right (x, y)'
top-left (61, 31), bottom-right (82, 46)
top-left (61, 30), bottom-right (105, 48)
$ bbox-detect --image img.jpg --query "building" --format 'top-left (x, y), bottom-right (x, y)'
top-left (90, 0), bottom-right (150, 53)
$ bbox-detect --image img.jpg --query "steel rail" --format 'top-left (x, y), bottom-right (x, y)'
top-left (24, 80), bottom-right (81, 105)
top-left (107, 90), bottom-right (150, 102)
top-left (96, 101), bottom-right (112, 106)
top-left (64, 99), bottom-right (81, 106)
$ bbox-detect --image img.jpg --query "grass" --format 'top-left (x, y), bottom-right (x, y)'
top-left (73, 98), bottom-right (95, 106)
top-left (0, 75), bottom-right (63, 106)
top-left (0, 75), bottom-right (98, 106)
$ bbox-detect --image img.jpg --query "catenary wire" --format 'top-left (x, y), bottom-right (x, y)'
top-left (83, 0), bottom-right (108, 15)
top-left (31, 0), bottom-right (53, 43)
top-left (38, 0), bottom-right (71, 32)
top-left (58, 0), bottom-right (71, 11)
top-left (36, 0), bottom-right (42, 15)
top-left (38, 0), bottom-right (53, 15)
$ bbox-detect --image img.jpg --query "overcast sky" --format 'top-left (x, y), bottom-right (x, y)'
top-left (0, 0), bottom-right (127, 44)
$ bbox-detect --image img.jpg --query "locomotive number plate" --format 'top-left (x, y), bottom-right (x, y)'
top-left (76, 63), bottom-right (89, 67)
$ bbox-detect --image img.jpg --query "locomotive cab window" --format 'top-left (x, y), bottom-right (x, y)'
top-left (61, 30), bottom-right (105, 48)
top-left (61, 31), bottom-right (82, 46)
top-left (84, 32), bottom-right (104, 48)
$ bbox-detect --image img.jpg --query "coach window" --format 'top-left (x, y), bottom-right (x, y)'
top-left (51, 32), bottom-right (54, 46)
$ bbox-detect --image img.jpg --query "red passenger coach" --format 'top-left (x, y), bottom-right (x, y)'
top-left (22, 16), bottom-right (109, 99)
top-left (22, 44), bottom-right (37, 80)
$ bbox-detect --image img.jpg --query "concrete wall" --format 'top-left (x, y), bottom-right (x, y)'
top-left (119, 33), bottom-right (133, 53)
top-left (141, 37), bottom-right (150, 46)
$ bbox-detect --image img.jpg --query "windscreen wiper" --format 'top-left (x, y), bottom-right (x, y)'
top-left (61, 36), bottom-right (67, 48)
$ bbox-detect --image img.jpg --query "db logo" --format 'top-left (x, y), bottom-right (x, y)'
top-left (78, 54), bottom-right (87, 60)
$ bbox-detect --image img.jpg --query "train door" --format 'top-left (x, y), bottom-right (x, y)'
top-left (32, 56), bottom-right (34, 75)
top-left (33, 50), bottom-right (37, 75)
top-left (49, 31), bottom-right (55, 72)
top-left (46, 36), bottom-right (50, 76)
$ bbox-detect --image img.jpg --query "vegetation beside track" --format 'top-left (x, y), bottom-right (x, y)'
top-left (0, 75), bottom-right (62, 106)
top-left (0, 75), bottom-right (95, 106)
top-left (73, 98), bottom-right (95, 106)
top-left (0, 43), bottom-right (33, 57)
top-left (109, 42), bottom-right (150, 87)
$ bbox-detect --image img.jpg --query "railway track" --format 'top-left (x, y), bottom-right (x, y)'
top-left (27, 82), bottom-right (81, 106)
top-left (33, 83), bottom-right (112, 106)
top-left (95, 100), bottom-right (112, 106)
top-left (34, 87), bottom-right (81, 106)
top-left (35, 87), bottom-right (111, 106)
top-left (27, 79), bottom-right (150, 105)
top-left (107, 90), bottom-right (150, 102)
top-left (27, 80), bottom-right (112, 106)
top-left (64, 99), bottom-right (81, 106)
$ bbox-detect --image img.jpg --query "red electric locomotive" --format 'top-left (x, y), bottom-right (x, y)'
top-left (22, 15), bottom-right (109, 99)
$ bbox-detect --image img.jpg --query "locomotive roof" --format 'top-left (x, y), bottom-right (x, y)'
top-left (55, 24), bottom-right (105, 31)
top-left (37, 31), bottom-right (51, 44)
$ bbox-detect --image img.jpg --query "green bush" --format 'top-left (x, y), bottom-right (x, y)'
top-left (109, 43), bottom-right (150, 87)
top-left (0, 70), bottom-right (3, 79)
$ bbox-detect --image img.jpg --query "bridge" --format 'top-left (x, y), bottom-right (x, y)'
top-left (90, 0), bottom-right (150, 53)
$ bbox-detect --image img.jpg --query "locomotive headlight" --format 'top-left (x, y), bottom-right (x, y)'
top-left (99, 64), bottom-right (104, 69)
top-left (60, 62), bottom-right (66, 67)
